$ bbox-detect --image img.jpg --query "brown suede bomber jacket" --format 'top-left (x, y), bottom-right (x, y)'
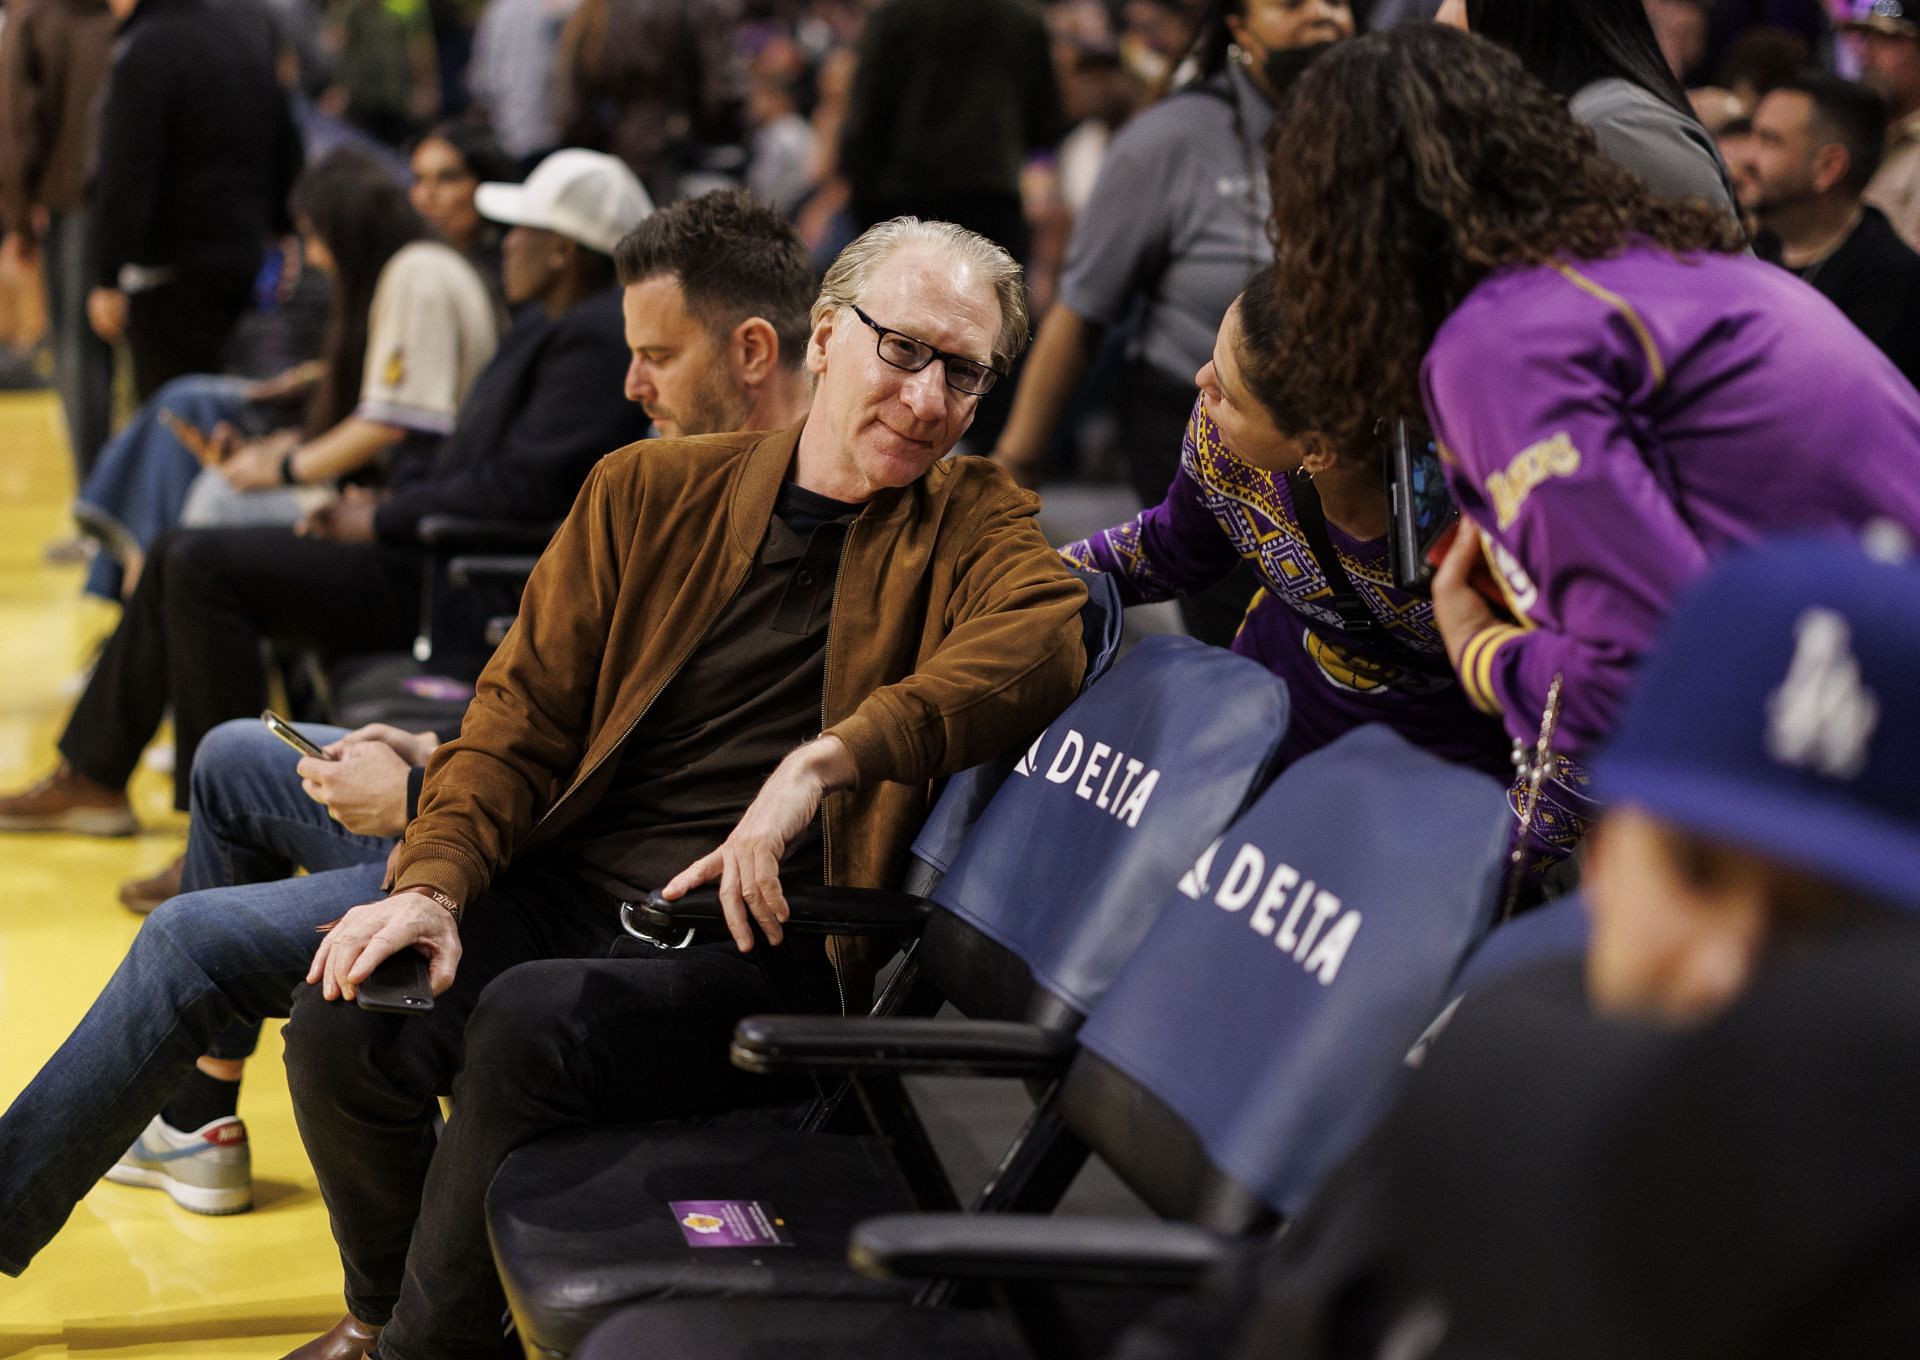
top-left (393, 420), bottom-right (1088, 908)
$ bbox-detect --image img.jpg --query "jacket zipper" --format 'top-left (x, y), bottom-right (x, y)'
top-left (820, 521), bottom-right (856, 1017)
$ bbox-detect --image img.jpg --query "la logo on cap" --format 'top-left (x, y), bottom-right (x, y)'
top-left (1765, 608), bottom-right (1880, 780)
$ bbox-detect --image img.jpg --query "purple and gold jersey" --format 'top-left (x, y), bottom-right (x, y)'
top-left (1062, 399), bottom-right (1509, 775)
top-left (1424, 246), bottom-right (1920, 754)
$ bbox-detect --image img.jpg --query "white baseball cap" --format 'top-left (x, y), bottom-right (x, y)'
top-left (475, 149), bottom-right (653, 256)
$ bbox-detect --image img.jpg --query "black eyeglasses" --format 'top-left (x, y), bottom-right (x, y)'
top-left (851, 305), bottom-right (1003, 396)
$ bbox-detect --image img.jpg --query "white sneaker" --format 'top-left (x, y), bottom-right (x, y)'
top-left (104, 1114), bottom-right (253, 1215)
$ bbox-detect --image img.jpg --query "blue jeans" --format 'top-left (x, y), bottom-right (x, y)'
top-left (187, 720), bottom-right (398, 1061)
top-left (0, 720), bottom-right (394, 1275)
top-left (73, 375), bottom-right (264, 600)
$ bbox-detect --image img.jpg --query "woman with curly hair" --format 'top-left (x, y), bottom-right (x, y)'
top-left (1063, 267), bottom-right (1510, 777)
top-left (1263, 24), bottom-right (1920, 772)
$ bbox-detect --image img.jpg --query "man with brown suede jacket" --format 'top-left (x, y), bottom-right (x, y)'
top-left (274, 216), bottom-right (1087, 1360)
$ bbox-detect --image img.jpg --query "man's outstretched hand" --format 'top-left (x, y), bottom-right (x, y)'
top-left (660, 735), bottom-right (857, 952)
top-left (308, 892), bottom-right (461, 1001)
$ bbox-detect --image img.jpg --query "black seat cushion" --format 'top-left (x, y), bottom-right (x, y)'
top-left (574, 1299), bottom-right (1027, 1360)
top-left (325, 653), bottom-right (473, 733)
top-left (489, 1126), bottom-right (919, 1356)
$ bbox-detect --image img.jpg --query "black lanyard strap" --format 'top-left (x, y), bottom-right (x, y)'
top-left (1286, 470), bottom-right (1451, 678)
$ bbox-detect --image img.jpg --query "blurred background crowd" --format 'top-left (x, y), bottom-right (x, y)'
top-left (5, 0), bottom-right (1913, 505)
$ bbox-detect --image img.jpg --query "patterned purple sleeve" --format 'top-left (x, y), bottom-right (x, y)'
top-left (1059, 399), bottom-right (1244, 605)
top-left (1421, 270), bottom-right (1711, 753)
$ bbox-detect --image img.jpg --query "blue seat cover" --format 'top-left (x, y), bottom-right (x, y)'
top-left (1451, 894), bottom-right (1590, 996)
top-left (1076, 725), bottom-right (1510, 1214)
top-left (910, 564), bottom-right (1126, 880)
top-left (931, 634), bottom-right (1289, 1015)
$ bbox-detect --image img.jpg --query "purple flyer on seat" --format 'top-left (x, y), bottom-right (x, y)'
top-left (670, 1200), bottom-right (796, 1248)
top-left (401, 675), bottom-right (474, 702)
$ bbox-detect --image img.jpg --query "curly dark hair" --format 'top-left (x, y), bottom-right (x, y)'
top-left (1260, 24), bottom-right (1744, 454)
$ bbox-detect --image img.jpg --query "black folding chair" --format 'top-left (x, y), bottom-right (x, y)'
top-left (486, 637), bottom-right (1292, 1357)
top-left (572, 725), bottom-right (1513, 1360)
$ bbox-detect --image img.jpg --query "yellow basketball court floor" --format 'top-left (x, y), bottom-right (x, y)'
top-left (0, 391), bottom-right (343, 1357)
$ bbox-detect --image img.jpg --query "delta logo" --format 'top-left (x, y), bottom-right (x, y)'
top-left (1012, 726), bottom-right (1161, 828)
top-left (1177, 839), bottom-right (1362, 985)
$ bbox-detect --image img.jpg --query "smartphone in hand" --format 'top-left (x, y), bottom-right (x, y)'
top-left (262, 709), bottom-right (336, 761)
top-left (1386, 420), bottom-right (1460, 593)
top-left (355, 950), bottom-right (434, 1014)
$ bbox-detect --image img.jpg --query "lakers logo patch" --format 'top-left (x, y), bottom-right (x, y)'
top-left (1486, 432), bottom-right (1580, 529)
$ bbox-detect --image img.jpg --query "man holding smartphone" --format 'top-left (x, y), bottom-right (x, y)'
top-left (0, 193), bottom-right (824, 1280)
top-left (273, 217), bottom-right (1083, 1360)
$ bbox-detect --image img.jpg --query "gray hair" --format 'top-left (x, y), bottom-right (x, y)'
top-left (811, 217), bottom-right (1031, 370)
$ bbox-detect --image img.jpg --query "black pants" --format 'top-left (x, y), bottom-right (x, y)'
top-left (59, 526), bottom-right (419, 809)
top-left (280, 860), bottom-right (841, 1359)
top-left (125, 268), bottom-right (256, 402)
top-left (1119, 361), bottom-right (1256, 648)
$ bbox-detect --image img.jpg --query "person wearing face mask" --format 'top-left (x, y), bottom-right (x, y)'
top-left (994, 0), bottom-right (1353, 645)
top-left (1063, 267), bottom-right (1510, 778)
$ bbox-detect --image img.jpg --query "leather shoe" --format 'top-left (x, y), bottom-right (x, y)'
top-left (0, 762), bottom-right (137, 835)
top-left (119, 852), bottom-right (185, 915)
top-left (279, 1314), bottom-right (383, 1360)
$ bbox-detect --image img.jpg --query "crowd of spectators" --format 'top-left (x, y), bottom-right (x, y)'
top-left (0, 0), bottom-right (1918, 1356)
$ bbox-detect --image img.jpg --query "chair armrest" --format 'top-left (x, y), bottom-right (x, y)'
top-left (850, 1214), bottom-right (1234, 1288)
top-left (415, 514), bottom-right (559, 553)
top-left (730, 1015), bottom-right (1074, 1078)
top-left (447, 554), bottom-right (541, 588)
top-left (625, 884), bottom-right (931, 940)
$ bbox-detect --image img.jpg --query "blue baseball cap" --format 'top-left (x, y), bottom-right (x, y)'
top-left (1593, 535), bottom-right (1920, 911)
top-left (1841, 0), bottom-right (1918, 38)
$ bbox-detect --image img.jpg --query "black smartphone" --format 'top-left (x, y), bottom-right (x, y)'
top-left (1386, 419), bottom-right (1459, 593)
top-left (262, 709), bottom-right (334, 761)
top-left (355, 950), bottom-right (434, 1014)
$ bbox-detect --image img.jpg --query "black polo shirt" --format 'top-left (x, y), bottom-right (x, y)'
top-left (561, 480), bottom-right (862, 900)
top-left (1762, 205), bottom-right (1920, 392)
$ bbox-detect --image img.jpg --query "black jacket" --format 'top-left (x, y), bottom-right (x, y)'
top-left (373, 288), bottom-right (653, 544)
top-left (87, 0), bottom-right (300, 288)
top-left (1764, 205), bottom-right (1920, 393)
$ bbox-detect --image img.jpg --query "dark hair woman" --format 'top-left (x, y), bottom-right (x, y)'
top-left (290, 149), bottom-right (444, 437)
top-left (1064, 268), bottom-right (1510, 781)
top-left (195, 147), bottom-right (499, 506)
top-left (1262, 25), bottom-right (1920, 775)
top-left (994, 0), bottom-right (1353, 645)
top-left (408, 122), bottom-right (517, 302)
top-left (1436, 0), bottom-right (1738, 212)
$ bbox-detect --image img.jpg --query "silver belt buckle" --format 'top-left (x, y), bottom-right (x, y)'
top-left (619, 899), bottom-right (694, 949)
